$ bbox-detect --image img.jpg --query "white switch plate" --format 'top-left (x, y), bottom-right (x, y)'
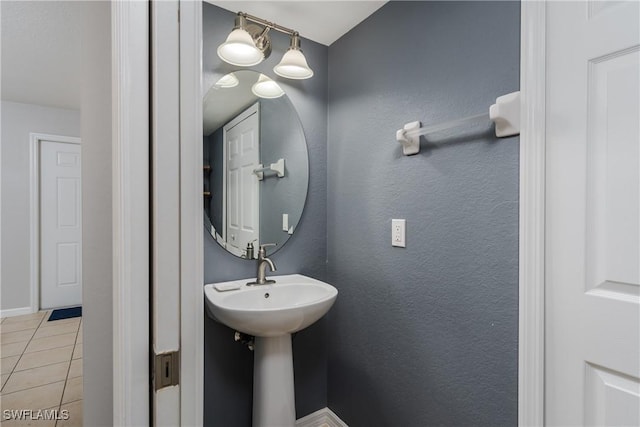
top-left (392, 219), bottom-right (406, 247)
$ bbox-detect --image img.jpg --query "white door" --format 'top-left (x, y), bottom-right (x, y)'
top-left (224, 103), bottom-right (260, 256)
top-left (40, 140), bottom-right (82, 309)
top-left (546, 2), bottom-right (640, 425)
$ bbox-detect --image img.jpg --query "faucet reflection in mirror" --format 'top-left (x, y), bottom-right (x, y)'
top-left (217, 12), bottom-right (314, 79)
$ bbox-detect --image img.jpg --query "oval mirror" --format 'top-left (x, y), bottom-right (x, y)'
top-left (203, 70), bottom-right (309, 259)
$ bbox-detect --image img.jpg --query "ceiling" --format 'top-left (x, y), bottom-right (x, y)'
top-left (1, 1), bottom-right (386, 111)
top-left (207, 1), bottom-right (387, 46)
top-left (203, 71), bottom-right (262, 134)
top-left (1, 1), bottom-right (84, 110)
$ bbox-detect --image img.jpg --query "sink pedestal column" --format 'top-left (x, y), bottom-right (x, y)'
top-left (253, 334), bottom-right (296, 427)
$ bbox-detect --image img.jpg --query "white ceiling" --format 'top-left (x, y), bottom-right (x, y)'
top-left (1, 1), bottom-right (84, 110)
top-left (207, 1), bottom-right (387, 46)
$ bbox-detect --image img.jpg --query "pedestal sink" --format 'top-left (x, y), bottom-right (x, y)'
top-left (204, 274), bottom-right (337, 427)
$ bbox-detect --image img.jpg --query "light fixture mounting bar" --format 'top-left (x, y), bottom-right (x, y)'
top-left (239, 12), bottom-right (298, 37)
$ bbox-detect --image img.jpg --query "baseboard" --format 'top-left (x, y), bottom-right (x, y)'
top-left (297, 407), bottom-right (348, 427)
top-left (0, 306), bottom-right (36, 318)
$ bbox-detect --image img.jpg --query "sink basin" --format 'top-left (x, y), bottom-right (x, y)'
top-left (205, 274), bottom-right (337, 426)
top-left (204, 274), bottom-right (337, 337)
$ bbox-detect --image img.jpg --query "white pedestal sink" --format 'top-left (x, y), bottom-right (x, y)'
top-left (204, 274), bottom-right (337, 427)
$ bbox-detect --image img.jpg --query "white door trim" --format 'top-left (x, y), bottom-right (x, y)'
top-left (111, 1), bottom-right (542, 424)
top-left (29, 133), bottom-right (81, 315)
top-left (112, 1), bottom-right (150, 425)
top-left (518, 1), bottom-right (546, 426)
top-left (179, 1), bottom-right (205, 424)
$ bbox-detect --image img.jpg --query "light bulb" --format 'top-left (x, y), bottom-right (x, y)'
top-left (214, 73), bottom-right (239, 88)
top-left (217, 28), bottom-right (264, 67)
top-left (274, 34), bottom-right (313, 80)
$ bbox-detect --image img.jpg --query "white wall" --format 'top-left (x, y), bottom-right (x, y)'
top-left (0, 101), bottom-right (80, 312)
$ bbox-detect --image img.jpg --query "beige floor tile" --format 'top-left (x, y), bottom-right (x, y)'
top-left (15, 346), bottom-right (74, 372)
top-left (25, 333), bottom-right (76, 354)
top-left (57, 399), bottom-right (82, 427)
top-left (2, 373), bottom-right (9, 389)
top-left (2, 361), bottom-right (69, 394)
top-left (0, 380), bottom-right (65, 411)
top-left (74, 332), bottom-right (82, 344)
top-left (2, 316), bottom-right (38, 325)
top-left (61, 376), bottom-right (82, 404)
top-left (67, 360), bottom-right (82, 379)
top-left (2, 341), bottom-right (29, 357)
top-left (0, 406), bottom-right (59, 427)
top-left (71, 345), bottom-right (82, 360)
top-left (1, 329), bottom-right (36, 345)
top-left (2, 312), bottom-right (46, 324)
top-left (33, 323), bottom-right (79, 340)
top-left (1, 355), bottom-right (20, 374)
top-left (0, 319), bottom-right (43, 334)
top-left (41, 318), bottom-right (81, 328)
top-left (0, 417), bottom-right (57, 427)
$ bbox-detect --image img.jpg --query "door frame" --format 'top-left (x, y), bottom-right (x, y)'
top-left (112, 0), bottom-right (547, 424)
top-left (518, 1), bottom-right (546, 426)
top-left (178, 2), bottom-right (205, 424)
top-left (112, 2), bottom-right (203, 425)
top-left (29, 133), bottom-right (81, 314)
top-left (112, 1), bottom-right (150, 425)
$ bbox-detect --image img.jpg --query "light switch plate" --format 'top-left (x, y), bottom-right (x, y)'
top-left (392, 219), bottom-right (406, 247)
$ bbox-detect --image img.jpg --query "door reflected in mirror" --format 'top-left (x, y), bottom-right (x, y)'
top-left (203, 70), bottom-right (309, 258)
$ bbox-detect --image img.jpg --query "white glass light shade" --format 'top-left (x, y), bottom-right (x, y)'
top-left (251, 74), bottom-right (284, 99)
top-left (217, 29), bottom-right (264, 66)
top-left (273, 49), bottom-right (314, 79)
top-left (215, 73), bottom-right (239, 88)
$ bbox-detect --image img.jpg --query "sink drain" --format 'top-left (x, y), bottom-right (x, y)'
top-left (264, 293), bottom-right (270, 298)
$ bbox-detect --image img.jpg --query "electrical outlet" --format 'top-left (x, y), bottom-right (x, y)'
top-left (392, 219), bottom-right (406, 247)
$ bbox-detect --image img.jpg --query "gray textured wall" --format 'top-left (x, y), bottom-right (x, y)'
top-left (326, 2), bottom-right (520, 426)
top-left (80, 1), bottom-right (112, 425)
top-left (202, 4), bottom-right (329, 425)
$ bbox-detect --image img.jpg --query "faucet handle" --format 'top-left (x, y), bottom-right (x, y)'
top-left (259, 243), bottom-right (277, 250)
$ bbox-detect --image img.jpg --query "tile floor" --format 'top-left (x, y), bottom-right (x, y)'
top-left (1, 310), bottom-right (82, 426)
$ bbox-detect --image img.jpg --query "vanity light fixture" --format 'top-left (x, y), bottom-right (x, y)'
top-left (251, 74), bottom-right (285, 99)
top-left (274, 34), bottom-right (314, 79)
top-left (217, 12), bottom-right (314, 80)
top-left (214, 72), bottom-right (239, 88)
top-left (217, 14), bottom-right (269, 66)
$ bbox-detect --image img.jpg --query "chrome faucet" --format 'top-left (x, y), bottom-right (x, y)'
top-left (247, 243), bottom-right (277, 286)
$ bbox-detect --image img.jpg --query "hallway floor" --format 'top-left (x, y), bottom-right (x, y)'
top-left (1, 310), bottom-right (82, 426)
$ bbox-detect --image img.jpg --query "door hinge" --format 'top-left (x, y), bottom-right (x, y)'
top-left (154, 350), bottom-right (180, 391)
